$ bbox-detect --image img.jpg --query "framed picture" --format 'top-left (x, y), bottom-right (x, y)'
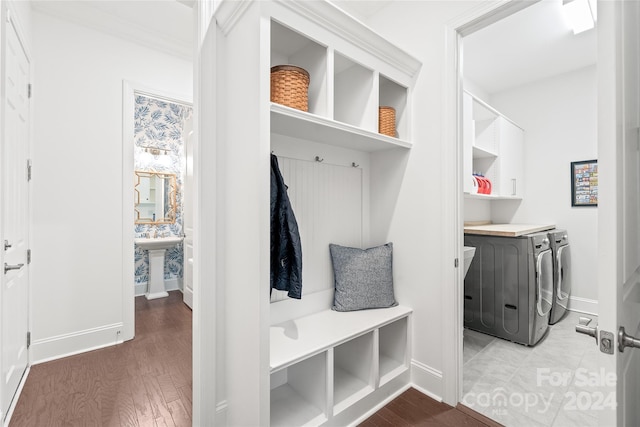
top-left (571, 160), bottom-right (598, 207)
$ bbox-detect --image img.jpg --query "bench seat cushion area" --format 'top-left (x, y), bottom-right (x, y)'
top-left (270, 305), bottom-right (412, 372)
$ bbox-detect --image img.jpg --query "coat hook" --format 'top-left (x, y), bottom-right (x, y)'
top-left (352, 162), bottom-right (360, 168)
top-left (315, 156), bottom-right (324, 163)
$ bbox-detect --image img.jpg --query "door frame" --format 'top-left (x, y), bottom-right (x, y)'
top-left (121, 81), bottom-right (192, 341)
top-left (441, 0), bottom-right (541, 406)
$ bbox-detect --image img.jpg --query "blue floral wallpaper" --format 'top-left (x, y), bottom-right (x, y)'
top-left (134, 95), bottom-right (192, 286)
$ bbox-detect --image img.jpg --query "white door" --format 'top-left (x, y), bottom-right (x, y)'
top-left (595, 1), bottom-right (640, 424)
top-left (1, 15), bottom-right (30, 421)
top-left (183, 116), bottom-right (194, 309)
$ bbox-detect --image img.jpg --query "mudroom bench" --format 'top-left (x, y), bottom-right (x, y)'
top-left (269, 305), bottom-right (412, 426)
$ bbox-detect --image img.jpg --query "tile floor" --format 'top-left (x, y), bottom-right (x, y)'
top-left (462, 311), bottom-right (608, 427)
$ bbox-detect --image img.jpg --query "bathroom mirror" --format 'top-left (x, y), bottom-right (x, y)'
top-left (134, 171), bottom-right (177, 224)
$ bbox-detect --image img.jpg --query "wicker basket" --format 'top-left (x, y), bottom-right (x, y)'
top-left (378, 106), bottom-right (396, 137)
top-left (270, 65), bottom-right (310, 112)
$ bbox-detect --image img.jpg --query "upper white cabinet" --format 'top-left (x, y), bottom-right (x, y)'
top-left (463, 91), bottom-right (524, 199)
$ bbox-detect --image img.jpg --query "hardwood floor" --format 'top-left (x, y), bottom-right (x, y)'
top-left (9, 291), bottom-right (192, 427)
top-left (359, 388), bottom-right (501, 427)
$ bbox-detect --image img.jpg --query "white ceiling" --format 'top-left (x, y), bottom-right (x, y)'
top-left (336, 0), bottom-right (596, 96)
top-left (463, 0), bottom-right (597, 95)
top-left (31, 0), bottom-right (194, 60)
top-left (31, 0), bottom-right (596, 93)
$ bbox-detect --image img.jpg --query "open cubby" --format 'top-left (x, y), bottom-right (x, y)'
top-left (269, 307), bottom-right (412, 426)
top-left (378, 317), bottom-right (409, 386)
top-left (270, 352), bottom-right (328, 427)
top-left (334, 52), bottom-right (375, 131)
top-left (474, 118), bottom-right (498, 154)
top-left (379, 75), bottom-right (408, 139)
top-left (333, 332), bottom-right (375, 414)
top-left (271, 20), bottom-right (328, 117)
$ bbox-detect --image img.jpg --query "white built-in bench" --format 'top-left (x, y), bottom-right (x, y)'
top-left (269, 305), bottom-right (413, 426)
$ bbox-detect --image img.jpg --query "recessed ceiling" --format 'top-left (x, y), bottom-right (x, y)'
top-left (463, 0), bottom-right (597, 95)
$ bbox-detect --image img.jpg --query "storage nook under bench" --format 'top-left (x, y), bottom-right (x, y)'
top-left (270, 306), bottom-right (412, 426)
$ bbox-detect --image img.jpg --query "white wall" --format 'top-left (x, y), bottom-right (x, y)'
top-left (359, 1), bottom-right (599, 403)
top-left (30, 11), bottom-right (192, 362)
top-left (490, 65), bottom-right (598, 307)
top-left (362, 1), bottom-right (488, 399)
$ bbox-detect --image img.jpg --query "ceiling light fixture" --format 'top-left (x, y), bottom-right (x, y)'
top-left (562, 0), bottom-right (596, 35)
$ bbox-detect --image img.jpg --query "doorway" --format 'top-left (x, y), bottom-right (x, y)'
top-left (448, 1), bottom-right (599, 425)
top-left (123, 83), bottom-right (193, 340)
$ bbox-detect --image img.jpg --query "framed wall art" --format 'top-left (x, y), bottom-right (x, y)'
top-left (571, 159), bottom-right (598, 207)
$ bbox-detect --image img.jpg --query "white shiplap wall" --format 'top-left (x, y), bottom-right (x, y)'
top-left (270, 156), bottom-right (363, 302)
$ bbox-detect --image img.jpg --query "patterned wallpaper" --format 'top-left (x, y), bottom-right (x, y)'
top-left (133, 95), bottom-right (192, 285)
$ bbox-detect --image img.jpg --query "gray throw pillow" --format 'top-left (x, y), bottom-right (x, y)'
top-left (329, 243), bottom-right (397, 312)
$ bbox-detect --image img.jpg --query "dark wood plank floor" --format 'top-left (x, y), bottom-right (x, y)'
top-left (360, 388), bottom-right (501, 427)
top-left (9, 291), bottom-right (192, 427)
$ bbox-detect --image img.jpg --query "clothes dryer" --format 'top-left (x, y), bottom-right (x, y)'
top-left (548, 230), bottom-right (571, 324)
top-left (464, 232), bottom-right (553, 346)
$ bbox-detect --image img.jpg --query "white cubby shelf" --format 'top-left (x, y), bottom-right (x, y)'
top-left (270, 15), bottom-right (417, 145)
top-left (271, 103), bottom-right (412, 152)
top-left (464, 192), bottom-right (522, 201)
top-left (270, 306), bottom-right (412, 426)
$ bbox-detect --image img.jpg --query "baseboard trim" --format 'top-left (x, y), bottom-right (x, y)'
top-left (350, 383), bottom-right (412, 426)
top-left (410, 359), bottom-right (443, 402)
top-left (134, 278), bottom-right (182, 297)
top-left (568, 296), bottom-right (598, 316)
top-left (30, 322), bottom-right (124, 365)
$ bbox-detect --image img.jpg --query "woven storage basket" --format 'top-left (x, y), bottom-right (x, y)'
top-left (379, 106), bottom-right (396, 137)
top-left (271, 65), bottom-right (310, 112)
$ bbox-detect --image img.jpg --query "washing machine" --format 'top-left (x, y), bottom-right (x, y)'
top-left (548, 230), bottom-right (571, 324)
top-left (463, 232), bottom-right (553, 346)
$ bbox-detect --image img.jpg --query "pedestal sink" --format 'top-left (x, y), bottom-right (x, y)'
top-left (135, 236), bottom-right (183, 300)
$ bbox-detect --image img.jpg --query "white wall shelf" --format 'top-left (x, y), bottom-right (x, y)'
top-left (464, 192), bottom-right (522, 201)
top-left (472, 146), bottom-right (497, 159)
top-left (271, 103), bottom-right (412, 152)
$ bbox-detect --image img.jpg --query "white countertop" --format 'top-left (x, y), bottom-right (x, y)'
top-left (463, 223), bottom-right (555, 237)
